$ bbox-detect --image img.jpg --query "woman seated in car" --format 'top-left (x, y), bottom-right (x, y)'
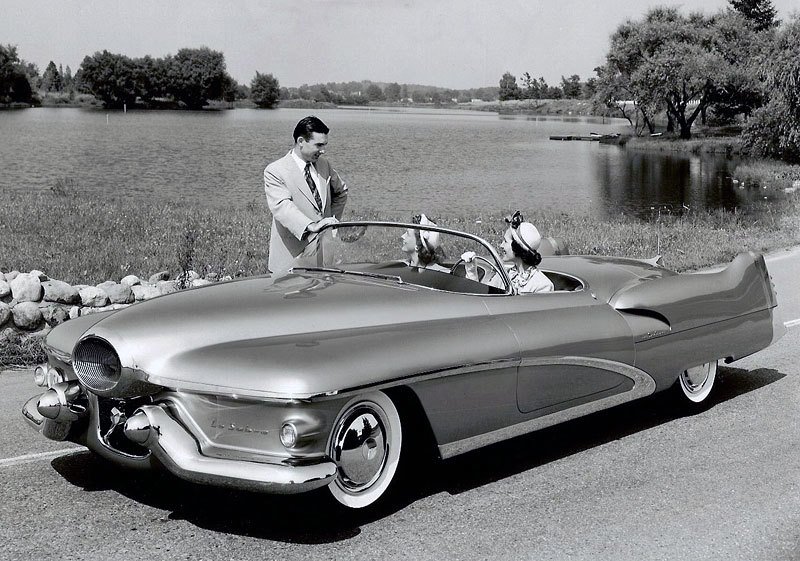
top-left (465, 211), bottom-right (554, 294)
top-left (401, 213), bottom-right (450, 273)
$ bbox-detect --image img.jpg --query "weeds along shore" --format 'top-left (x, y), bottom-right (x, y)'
top-left (2, 186), bottom-right (799, 285)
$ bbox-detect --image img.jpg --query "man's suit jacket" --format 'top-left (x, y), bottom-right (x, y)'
top-left (264, 151), bottom-right (348, 273)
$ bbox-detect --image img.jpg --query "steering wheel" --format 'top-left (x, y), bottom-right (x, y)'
top-left (450, 255), bottom-right (503, 282)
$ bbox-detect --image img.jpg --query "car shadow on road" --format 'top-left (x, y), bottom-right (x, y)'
top-left (49, 365), bottom-right (783, 544)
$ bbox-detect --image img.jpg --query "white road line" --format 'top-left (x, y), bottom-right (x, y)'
top-left (0, 448), bottom-right (82, 468)
top-left (786, 318), bottom-right (800, 329)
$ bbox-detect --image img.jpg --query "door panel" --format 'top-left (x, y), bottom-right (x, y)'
top-left (484, 291), bottom-right (636, 416)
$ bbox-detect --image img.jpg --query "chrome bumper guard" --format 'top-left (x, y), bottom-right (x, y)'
top-left (22, 395), bottom-right (45, 430)
top-left (124, 405), bottom-right (337, 494)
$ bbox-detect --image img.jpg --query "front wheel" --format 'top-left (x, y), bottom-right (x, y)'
top-left (327, 392), bottom-right (402, 509)
top-left (674, 360), bottom-right (718, 406)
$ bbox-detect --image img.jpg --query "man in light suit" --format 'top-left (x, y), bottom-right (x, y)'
top-left (264, 116), bottom-right (349, 273)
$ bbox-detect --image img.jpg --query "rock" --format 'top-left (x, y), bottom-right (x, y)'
top-left (104, 283), bottom-right (134, 304)
top-left (68, 306), bottom-right (81, 319)
top-left (10, 273), bottom-right (43, 302)
top-left (96, 280), bottom-right (117, 292)
top-left (220, 275), bottom-right (233, 282)
top-left (30, 269), bottom-right (49, 281)
top-left (41, 304), bottom-right (69, 327)
top-left (132, 284), bottom-right (161, 301)
top-left (120, 275), bottom-right (141, 287)
top-left (148, 271), bottom-right (170, 283)
top-left (157, 280), bottom-right (179, 295)
top-left (42, 280), bottom-right (81, 304)
top-left (0, 302), bottom-right (10, 327)
top-left (79, 286), bottom-right (109, 307)
top-left (0, 271), bottom-right (5, 282)
top-left (204, 272), bottom-right (219, 282)
top-left (0, 280), bottom-right (10, 298)
top-left (186, 270), bottom-right (200, 281)
top-left (5, 270), bottom-right (20, 282)
top-left (191, 278), bottom-right (213, 288)
top-left (72, 284), bottom-right (89, 292)
top-left (11, 301), bottom-right (43, 330)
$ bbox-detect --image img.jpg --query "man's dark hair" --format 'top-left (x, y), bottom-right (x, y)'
top-left (293, 116), bottom-right (330, 142)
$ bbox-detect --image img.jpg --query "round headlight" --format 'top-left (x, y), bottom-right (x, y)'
top-left (280, 422), bottom-right (298, 448)
top-left (33, 365), bottom-right (46, 387)
top-left (72, 337), bottom-right (122, 392)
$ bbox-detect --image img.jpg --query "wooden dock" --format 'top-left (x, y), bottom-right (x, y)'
top-left (549, 133), bottom-right (623, 143)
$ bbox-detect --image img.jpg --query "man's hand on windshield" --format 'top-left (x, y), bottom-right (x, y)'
top-left (306, 217), bottom-right (339, 234)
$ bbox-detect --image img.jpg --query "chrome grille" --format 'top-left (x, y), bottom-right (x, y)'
top-left (73, 338), bottom-right (122, 392)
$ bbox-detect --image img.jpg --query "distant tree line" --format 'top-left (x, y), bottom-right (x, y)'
top-left (498, 72), bottom-right (594, 101)
top-left (75, 48), bottom-right (244, 109)
top-left (278, 80), bottom-right (499, 105)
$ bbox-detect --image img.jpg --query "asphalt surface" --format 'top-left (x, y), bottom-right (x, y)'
top-left (2, 248), bottom-right (800, 561)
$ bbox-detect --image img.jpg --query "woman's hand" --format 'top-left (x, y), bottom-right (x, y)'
top-left (461, 251), bottom-right (479, 280)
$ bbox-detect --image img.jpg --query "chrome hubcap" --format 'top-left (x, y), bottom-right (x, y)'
top-left (331, 407), bottom-right (388, 491)
top-left (682, 363), bottom-right (711, 392)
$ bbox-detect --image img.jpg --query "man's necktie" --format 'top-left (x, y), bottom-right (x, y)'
top-left (304, 162), bottom-right (323, 210)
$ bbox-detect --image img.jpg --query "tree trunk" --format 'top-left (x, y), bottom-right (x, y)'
top-left (667, 112), bottom-right (675, 133)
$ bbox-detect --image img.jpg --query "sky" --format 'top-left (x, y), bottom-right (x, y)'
top-left (3, 0), bottom-right (798, 90)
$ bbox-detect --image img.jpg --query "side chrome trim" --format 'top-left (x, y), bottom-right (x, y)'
top-left (146, 357), bottom-right (521, 402)
top-left (439, 357), bottom-right (656, 459)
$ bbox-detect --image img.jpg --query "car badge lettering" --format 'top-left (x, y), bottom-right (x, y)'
top-left (210, 417), bottom-right (269, 435)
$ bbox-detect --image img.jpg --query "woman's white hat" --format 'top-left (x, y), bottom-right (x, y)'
top-left (417, 213), bottom-right (440, 250)
top-left (512, 222), bottom-right (542, 253)
top-left (505, 211), bottom-right (541, 253)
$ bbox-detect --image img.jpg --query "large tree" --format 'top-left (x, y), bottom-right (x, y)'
top-left (498, 71), bottom-right (520, 101)
top-left (79, 50), bottom-right (138, 108)
top-left (594, 7), bottom-right (762, 139)
top-left (0, 44), bottom-right (35, 104)
top-left (729, 0), bottom-right (777, 31)
top-left (168, 47), bottom-right (231, 109)
top-left (250, 72), bottom-right (280, 108)
top-left (560, 75), bottom-right (582, 99)
top-left (742, 14), bottom-right (800, 161)
top-left (40, 61), bottom-right (62, 92)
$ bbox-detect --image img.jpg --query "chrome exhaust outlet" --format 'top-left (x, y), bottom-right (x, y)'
top-left (37, 382), bottom-right (88, 422)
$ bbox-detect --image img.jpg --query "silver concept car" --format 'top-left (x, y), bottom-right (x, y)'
top-left (23, 222), bottom-right (785, 509)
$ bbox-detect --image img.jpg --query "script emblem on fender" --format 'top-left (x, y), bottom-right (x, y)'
top-left (210, 418), bottom-right (270, 435)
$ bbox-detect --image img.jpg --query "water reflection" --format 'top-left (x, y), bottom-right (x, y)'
top-left (591, 148), bottom-right (784, 220)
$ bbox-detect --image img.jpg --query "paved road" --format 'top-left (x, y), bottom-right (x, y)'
top-left (2, 250), bottom-right (800, 561)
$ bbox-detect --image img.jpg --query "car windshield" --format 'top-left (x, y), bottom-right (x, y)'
top-left (289, 222), bottom-right (509, 295)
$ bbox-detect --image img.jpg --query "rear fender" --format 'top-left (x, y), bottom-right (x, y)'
top-left (609, 252), bottom-right (774, 334)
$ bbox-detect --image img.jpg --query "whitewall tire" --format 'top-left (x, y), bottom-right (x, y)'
top-left (677, 360), bottom-right (718, 404)
top-left (327, 392), bottom-right (402, 509)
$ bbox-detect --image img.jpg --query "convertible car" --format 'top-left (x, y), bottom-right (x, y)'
top-left (23, 222), bottom-right (785, 509)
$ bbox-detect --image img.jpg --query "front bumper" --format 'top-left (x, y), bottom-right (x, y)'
top-left (24, 389), bottom-right (338, 494)
top-left (124, 404), bottom-right (337, 494)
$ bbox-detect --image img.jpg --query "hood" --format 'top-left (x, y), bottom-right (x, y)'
top-left (80, 272), bottom-right (515, 398)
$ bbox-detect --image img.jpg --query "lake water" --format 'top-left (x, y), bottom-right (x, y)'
top-left (0, 106), bottom-right (783, 220)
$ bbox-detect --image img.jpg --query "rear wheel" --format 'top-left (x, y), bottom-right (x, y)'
top-left (327, 392), bottom-right (402, 509)
top-left (675, 360), bottom-right (718, 405)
